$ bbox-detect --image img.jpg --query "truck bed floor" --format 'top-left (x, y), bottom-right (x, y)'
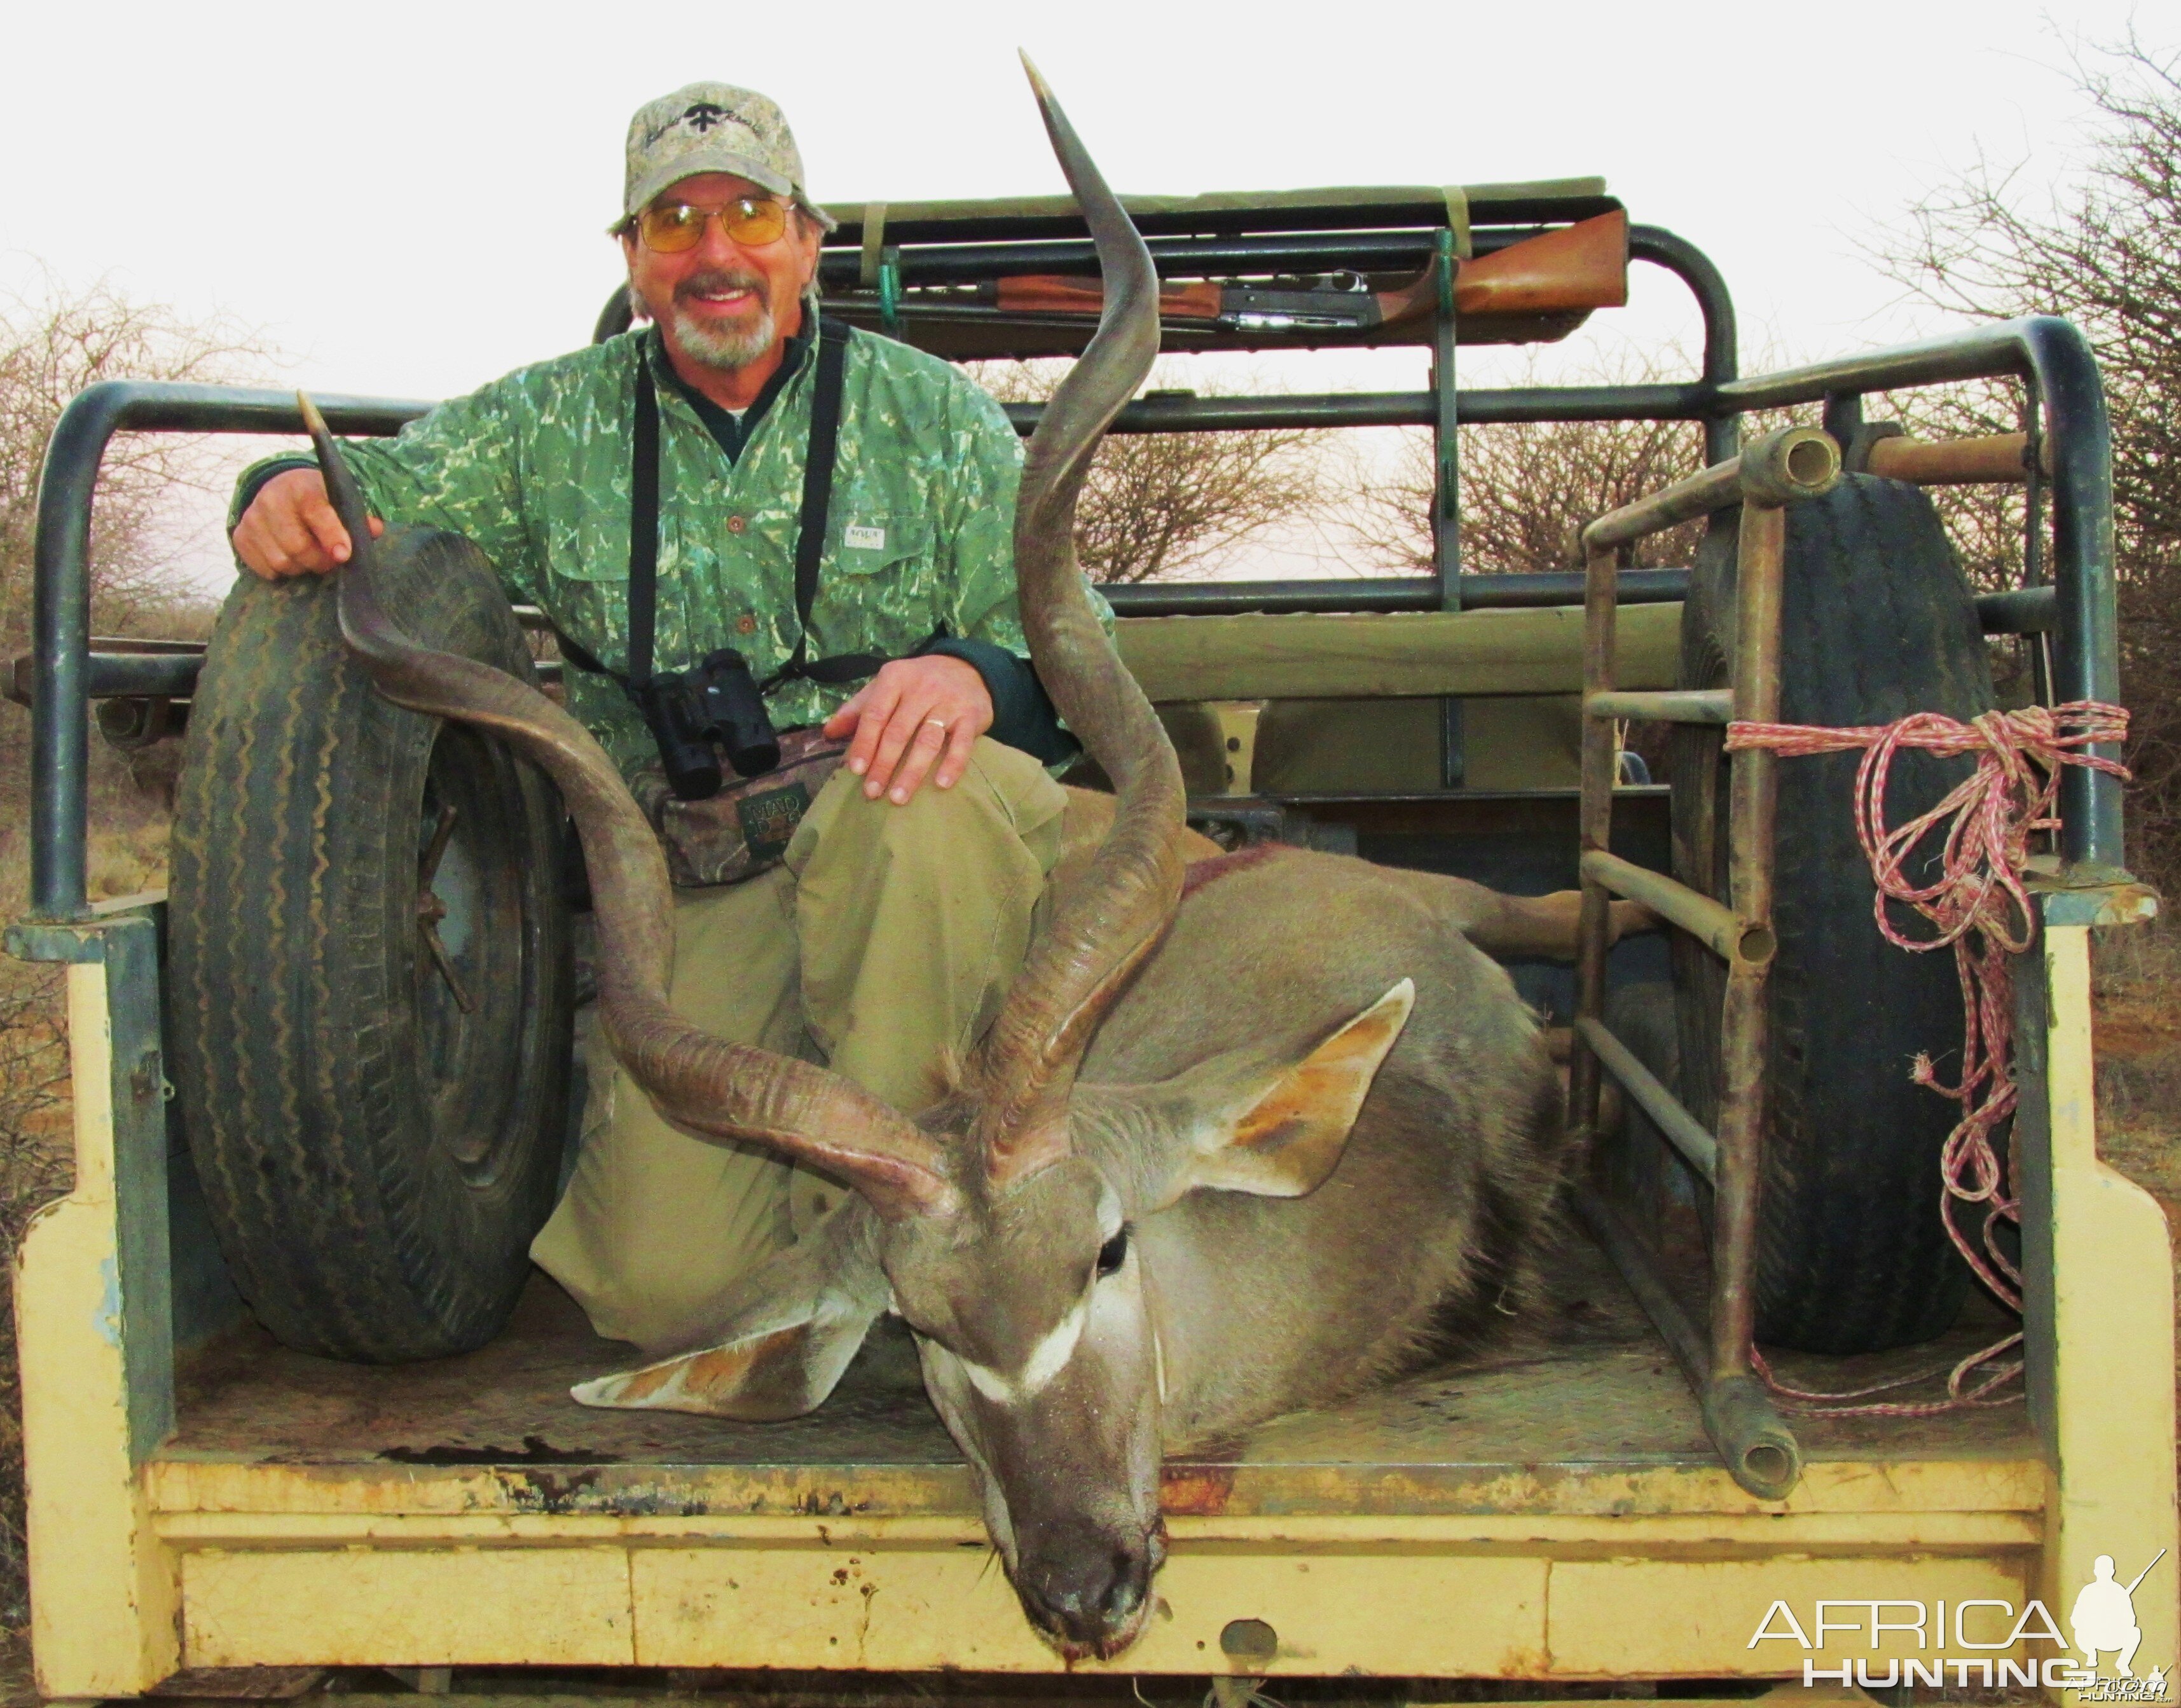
top-left (159, 1227), bottom-right (2032, 1513)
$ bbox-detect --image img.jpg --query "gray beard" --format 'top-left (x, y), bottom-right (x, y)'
top-left (660, 271), bottom-right (778, 371)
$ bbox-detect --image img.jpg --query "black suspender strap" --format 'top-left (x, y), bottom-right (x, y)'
top-left (774, 319), bottom-right (879, 686)
top-left (626, 357), bottom-right (663, 685)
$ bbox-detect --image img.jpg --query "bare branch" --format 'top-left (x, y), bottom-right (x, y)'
top-left (975, 360), bottom-right (1335, 583)
top-left (0, 276), bottom-right (268, 651)
top-left (1862, 35), bottom-right (2181, 881)
top-left (1344, 349), bottom-right (1708, 576)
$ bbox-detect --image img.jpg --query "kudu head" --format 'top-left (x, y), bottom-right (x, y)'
top-left (315, 59), bottom-right (1411, 1662)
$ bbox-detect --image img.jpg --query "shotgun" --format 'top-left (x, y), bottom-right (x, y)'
top-left (988, 210), bottom-right (1627, 331)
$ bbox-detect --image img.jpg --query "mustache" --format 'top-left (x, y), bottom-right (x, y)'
top-left (675, 269), bottom-right (767, 303)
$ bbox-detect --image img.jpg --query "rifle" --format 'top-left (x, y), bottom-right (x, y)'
top-left (987, 210), bottom-right (1627, 333)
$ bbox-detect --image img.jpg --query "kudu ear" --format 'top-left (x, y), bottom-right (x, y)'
top-left (1164, 979), bottom-right (1415, 1202)
top-left (571, 1307), bottom-right (868, 1422)
top-left (571, 1211), bottom-right (887, 1421)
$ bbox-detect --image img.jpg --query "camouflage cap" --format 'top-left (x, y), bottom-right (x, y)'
top-left (618, 83), bottom-right (838, 231)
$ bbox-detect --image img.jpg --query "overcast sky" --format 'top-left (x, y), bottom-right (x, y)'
top-left (1, 0), bottom-right (2158, 582)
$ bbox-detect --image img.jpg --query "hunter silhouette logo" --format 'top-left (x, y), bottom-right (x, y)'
top-left (2073, 1550), bottom-right (2167, 1690)
top-left (682, 102), bottom-right (734, 134)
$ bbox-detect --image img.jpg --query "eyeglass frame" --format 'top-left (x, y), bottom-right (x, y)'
top-left (617, 193), bottom-right (804, 253)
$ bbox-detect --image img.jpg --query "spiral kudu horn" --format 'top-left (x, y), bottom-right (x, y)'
top-left (300, 396), bottom-right (956, 1222)
top-left (970, 61), bottom-right (1186, 1187)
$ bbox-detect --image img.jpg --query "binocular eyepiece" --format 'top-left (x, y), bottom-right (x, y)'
top-left (631, 647), bottom-right (781, 801)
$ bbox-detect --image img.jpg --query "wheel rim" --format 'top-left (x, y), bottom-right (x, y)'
top-left (413, 724), bottom-right (530, 1177)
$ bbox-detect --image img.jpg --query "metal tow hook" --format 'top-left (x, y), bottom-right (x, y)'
top-left (416, 801), bottom-right (476, 1014)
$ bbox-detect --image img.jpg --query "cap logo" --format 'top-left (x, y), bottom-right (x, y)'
top-left (683, 101), bottom-right (733, 133)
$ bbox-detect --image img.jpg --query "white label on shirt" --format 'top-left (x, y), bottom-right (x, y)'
top-left (844, 523), bottom-right (887, 551)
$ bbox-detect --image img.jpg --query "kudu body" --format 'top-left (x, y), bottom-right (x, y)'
top-left (310, 64), bottom-right (1568, 1661)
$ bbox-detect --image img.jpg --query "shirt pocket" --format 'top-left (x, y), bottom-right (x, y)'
top-left (820, 510), bottom-right (939, 641)
top-left (543, 500), bottom-right (630, 583)
top-left (832, 511), bottom-right (932, 574)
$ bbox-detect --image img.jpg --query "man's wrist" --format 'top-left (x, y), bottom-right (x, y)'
top-left (228, 455), bottom-right (319, 535)
top-left (914, 635), bottom-right (1078, 764)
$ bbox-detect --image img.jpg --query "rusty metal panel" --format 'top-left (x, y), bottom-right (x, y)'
top-left (180, 1545), bottom-right (633, 1667)
top-left (631, 1544), bottom-right (1550, 1675)
top-left (1545, 1553), bottom-right (2032, 1676)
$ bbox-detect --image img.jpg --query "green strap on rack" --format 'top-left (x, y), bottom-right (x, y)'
top-left (878, 246), bottom-right (902, 338)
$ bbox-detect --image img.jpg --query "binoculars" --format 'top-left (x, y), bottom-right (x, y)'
top-left (631, 647), bottom-right (782, 801)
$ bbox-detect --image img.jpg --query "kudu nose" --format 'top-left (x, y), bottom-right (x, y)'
top-left (1022, 1534), bottom-right (1153, 1652)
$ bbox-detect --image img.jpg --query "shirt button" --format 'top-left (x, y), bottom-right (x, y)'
top-left (726, 514), bottom-right (747, 535)
top-left (736, 614), bottom-right (757, 635)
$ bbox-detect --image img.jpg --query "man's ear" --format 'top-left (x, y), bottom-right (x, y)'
top-left (1164, 979), bottom-right (1415, 1203)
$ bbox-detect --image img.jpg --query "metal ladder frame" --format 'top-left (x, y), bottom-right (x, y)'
top-left (1564, 426), bottom-right (1847, 1499)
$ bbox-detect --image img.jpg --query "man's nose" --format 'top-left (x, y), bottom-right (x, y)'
top-left (691, 217), bottom-right (745, 270)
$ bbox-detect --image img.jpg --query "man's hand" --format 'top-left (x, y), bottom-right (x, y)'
top-left (823, 655), bottom-right (994, 804)
top-left (231, 467), bottom-right (385, 580)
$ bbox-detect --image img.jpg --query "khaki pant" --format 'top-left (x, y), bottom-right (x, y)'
top-left (532, 737), bottom-right (1069, 1352)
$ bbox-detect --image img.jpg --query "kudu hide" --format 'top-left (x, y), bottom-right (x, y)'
top-left (312, 63), bottom-right (1570, 1662)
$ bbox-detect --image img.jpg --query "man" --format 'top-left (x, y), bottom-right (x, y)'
top-left (228, 83), bottom-right (1080, 1353)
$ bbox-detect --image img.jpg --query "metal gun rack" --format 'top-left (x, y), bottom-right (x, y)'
top-left (1564, 425), bottom-right (1844, 1500)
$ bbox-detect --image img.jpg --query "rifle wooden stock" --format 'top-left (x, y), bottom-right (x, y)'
top-left (1374, 210), bottom-right (1630, 327)
top-left (1459, 210), bottom-right (1628, 316)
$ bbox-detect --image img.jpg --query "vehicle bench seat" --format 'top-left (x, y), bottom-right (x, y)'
top-left (1112, 603), bottom-right (1681, 703)
top-left (1113, 603), bottom-right (1681, 795)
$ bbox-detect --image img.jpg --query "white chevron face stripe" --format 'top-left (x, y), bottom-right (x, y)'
top-left (960, 1297), bottom-right (1089, 1406)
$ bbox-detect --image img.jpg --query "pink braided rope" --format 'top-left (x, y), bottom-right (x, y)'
top-left (1723, 700), bottom-right (2129, 1415)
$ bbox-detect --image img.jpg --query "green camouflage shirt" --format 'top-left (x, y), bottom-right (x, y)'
top-left (240, 326), bottom-right (1044, 783)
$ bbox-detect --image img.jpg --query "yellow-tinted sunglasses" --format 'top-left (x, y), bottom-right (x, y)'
top-left (632, 195), bottom-right (790, 253)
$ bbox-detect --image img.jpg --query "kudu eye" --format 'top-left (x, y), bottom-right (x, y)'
top-left (1095, 1227), bottom-right (1130, 1279)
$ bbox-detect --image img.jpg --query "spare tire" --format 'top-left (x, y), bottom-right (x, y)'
top-left (169, 528), bottom-right (573, 1363)
top-left (1670, 475), bottom-right (1995, 1355)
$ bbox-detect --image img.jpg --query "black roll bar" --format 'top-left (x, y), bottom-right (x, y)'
top-left (27, 387), bottom-right (430, 921)
top-left (999, 382), bottom-right (1714, 436)
top-left (1628, 226), bottom-right (1738, 466)
top-left (1714, 316), bottom-right (2121, 865)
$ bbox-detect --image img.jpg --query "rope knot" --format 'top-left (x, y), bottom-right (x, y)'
top-left (1723, 697), bottom-right (2128, 1415)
